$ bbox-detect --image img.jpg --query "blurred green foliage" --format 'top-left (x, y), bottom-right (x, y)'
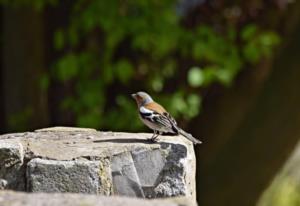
top-left (259, 174), bottom-right (300, 206)
top-left (7, 107), bottom-right (33, 131)
top-left (0, 0), bottom-right (57, 10)
top-left (258, 138), bottom-right (300, 206)
top-left (1, 0), bottom-right (280, 131)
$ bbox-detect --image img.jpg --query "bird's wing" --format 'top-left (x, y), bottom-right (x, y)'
top-left (162, 112), bottom-right (178, 127)
top-left (140, 104), bottom-right (178, 133)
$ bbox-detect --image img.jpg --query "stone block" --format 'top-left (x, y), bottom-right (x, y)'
top-left (27, 158), bottom-right (111, 194)
top-left (0, 127), bottom-right (197, 204)
top-left (0, 190), bottom-right (196, 206)
top-left (0, 140), bottom-right (24, 190)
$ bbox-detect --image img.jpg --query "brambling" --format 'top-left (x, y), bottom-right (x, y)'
top-left (131, 91), bottom-right (202, 144)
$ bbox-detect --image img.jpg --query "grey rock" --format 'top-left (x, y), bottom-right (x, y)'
top-left (131, 148), bottom-right (166, 187)
top-left (35, 126), bottom-right (97, 132)
top-left (0, 179), bottom-right (8, 189)
top-left (27, 158), bottom-right (112, 194)
top-left (0, 127), bottom-right (197, 203)
top-left (0, 190), bottom-right (195, 206)
top-left (111, 152), bottom-right (144, 197)
top-left (154, 143), bottom-right (188, 197)
top-left (0, 140), bottom-right (24, 190)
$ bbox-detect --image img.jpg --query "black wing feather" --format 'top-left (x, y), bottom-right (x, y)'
top-left (139, 106), bottom-right (179, 133)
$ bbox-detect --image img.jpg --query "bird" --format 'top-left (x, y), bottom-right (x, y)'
top-left (131, 91), bottom-right (202, 144)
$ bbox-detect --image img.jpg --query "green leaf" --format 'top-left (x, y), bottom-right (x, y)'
top-left (241, 24), bottom-right (258, 41)
top-left (188, 67), bottom-right (204, 87)
top-left (39, 74), bottom-right (49, 91)
top-left (170, 93), bottom-right (187, 114)
top-left (115, 60), bottom-right (134, 84)
top-left (55, 53), bottom-right (79, 81)
top-left (54, 29), bottom-right (65, 50)
top-left (192, 41), bottom-right (205, 59)
top-left (186, 94), bottom-right (201, 118)
top-left (77, 110), bottom-right (101, 128)
top-left (151, 76), bottom-right (163, 92)
top-left (7, 107), bottom-right (32, 131)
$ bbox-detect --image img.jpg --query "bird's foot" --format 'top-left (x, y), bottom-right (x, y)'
top-left (147, 137), bottom-right (158, 143)
top-left (148, 133), bottom-right (159, 143)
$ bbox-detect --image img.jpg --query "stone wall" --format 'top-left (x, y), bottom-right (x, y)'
top-left (0, 127), bottom-right (197, 205)
top-left (0, 190), bottom-right (195, 206)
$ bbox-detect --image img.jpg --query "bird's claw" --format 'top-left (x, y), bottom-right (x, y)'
top-left (147, 137), bottom-right (157, 143)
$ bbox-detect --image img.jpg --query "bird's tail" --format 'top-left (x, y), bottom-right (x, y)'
top-left (178, 128), bottom-right (202, 145)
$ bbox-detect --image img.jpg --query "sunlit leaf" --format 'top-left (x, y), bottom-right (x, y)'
top-left (188, 67), bottom-right (204, 87)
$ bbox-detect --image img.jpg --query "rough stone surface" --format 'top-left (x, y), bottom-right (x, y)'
top-left (0, 190), bottom-right (196, 206)
top-left (0, 127), bottom-right (196, 203)
top-left (27, 159), bottom-right (109, 194)
top-left (0, 179), bottom-right (8, 189)
top-left (0, 140), bottom-right (24, 190)
top-left (111, 151), bottom-right (144, 197)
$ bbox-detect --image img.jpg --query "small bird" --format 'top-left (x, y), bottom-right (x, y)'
top-left (131, 91), bottom-right (202, 144)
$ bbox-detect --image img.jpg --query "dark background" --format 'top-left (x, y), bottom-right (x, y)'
top-left (1, 0), bottom-right (300, 205)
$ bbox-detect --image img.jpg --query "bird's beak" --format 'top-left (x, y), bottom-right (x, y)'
top-left (131, 93), bottom-right (137, 99)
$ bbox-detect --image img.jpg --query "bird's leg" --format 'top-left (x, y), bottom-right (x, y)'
top-left (150, 130), bottom-right (157, 140)
top-left (151, 130), bottom-right (160, 141)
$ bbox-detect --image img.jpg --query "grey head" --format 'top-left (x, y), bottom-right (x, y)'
top-left (131, 91), bottom-right (154, 106)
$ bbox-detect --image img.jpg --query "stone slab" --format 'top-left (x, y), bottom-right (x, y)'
top-left (27, 158), bottom-right (110, 194)
top-left (0, 127), bottom-right (197, 203)
top-left (0, 190), bottom-right (196, 206)
top-left (0, 140), bottom-right (24, 190)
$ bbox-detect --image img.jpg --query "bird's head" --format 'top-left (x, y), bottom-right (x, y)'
top-left (131, 91), bottom-right (153, 107)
